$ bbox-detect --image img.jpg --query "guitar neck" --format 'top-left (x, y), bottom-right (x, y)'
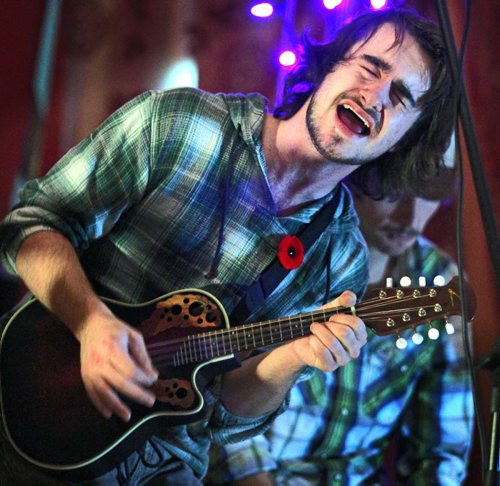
top-left (176, 306), bottom-right (339, 365)
top-left (152, 276), bottom-right (472, 368)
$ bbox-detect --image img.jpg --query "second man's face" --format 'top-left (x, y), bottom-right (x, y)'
top-left (354, 194), bottom-right (440, 256)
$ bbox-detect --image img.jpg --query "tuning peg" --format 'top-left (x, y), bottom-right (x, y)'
top-left (396, 336), bottom-right (408, 349)
top-left (445, 317), bottom-right (455, 335)
top-left (386, 277), bottom-right (393, 288)
top-left (433, 275), bottom-right (445, 286)
top-left (428, 326), bottom-right (440, 340)
top-left (400, 276), bottom-right (411, 287)
top-left (412, 331), bottom-right (424, 345)
top-left (418, 276), bottom-right (426, 287)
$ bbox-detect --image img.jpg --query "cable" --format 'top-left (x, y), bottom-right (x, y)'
top-left (437, 0), bottom-right (489, 481)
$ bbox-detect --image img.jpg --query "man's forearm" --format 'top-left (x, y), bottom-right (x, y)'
top-left (15, 230), bottom-right (111, 339)
top-left (220, 291), bottom-right (365, 418)
top-left (220, 345), bottom-right (305, 417)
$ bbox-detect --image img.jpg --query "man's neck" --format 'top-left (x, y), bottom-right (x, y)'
top-left (262, 113), bottom-right (355, 216)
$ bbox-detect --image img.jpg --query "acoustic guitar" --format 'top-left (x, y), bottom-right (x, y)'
top-left (0, 276), bottom-right (475, 479)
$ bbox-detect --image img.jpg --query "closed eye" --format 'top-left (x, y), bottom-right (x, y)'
top-left (390, 87), bottom-right (407, 108)
top-left (362, 66), bottom-right (378, 78)
top-left (391, 80), bottom-right (416, 108)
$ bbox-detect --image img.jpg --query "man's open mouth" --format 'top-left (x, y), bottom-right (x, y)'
top-left (337, 104), bottom-right (371, 136)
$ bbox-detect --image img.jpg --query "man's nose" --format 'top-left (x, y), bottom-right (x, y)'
top-left (361, 82), bottom-right (391, 112)
top-left (393, 198), bottom-right (417, 226)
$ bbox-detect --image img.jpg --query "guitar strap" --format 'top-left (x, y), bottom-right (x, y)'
top-left (229, 187), bottom-right (341, 325)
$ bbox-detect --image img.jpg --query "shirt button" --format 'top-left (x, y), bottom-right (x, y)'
top-left (341, 407), bottom-right (349, 416)
top-left (400, 365), bottom-right (408, 372)
top-left (335, 473), bottom-right (342, 480)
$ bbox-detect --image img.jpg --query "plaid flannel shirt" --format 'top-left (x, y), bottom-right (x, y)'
top-left (0, 88), bottom-right (368, 478)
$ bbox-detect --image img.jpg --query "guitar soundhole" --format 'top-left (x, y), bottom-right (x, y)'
top-left (189, 302), bottom-right (205, 316)
top-left (171, 305), bottom-right (182, 315)
top-left (154, 378), bottom-right (195, 408)
top-left (140, 292), bottom-right (223, 338)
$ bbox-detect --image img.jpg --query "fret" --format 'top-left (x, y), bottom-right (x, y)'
top-left (273, 322), bottom-right (280, 342)
top-left (301, 314), bottom-right (306, 336)
top-left (259, 322), bottom-right (265, 347)
top-left (267, 320), bottom-right (273, 344)
top-left (220, 330), bottom-right (227, 355)
top-left (213, 330), bottom-right (220, 357)
top-left (243, 327), bottom-right (248, 350)
top-left (278, 318), bottom-right (283, 342)
top-left (231, 330), bottom-right (240, 351)
top-left (250, 327), bottom-right (256, 348)
top-left (202, 333), bottom-right (208, 360)
top-left (246, 330), bottom-right (254, 350)
top-left (187, 335), bottom-right (194, 363)
top-left (185, 340), bottom-right (191, 363)
top-left (189, 335), bottom-right (197, 363)
top-left (174, 343), bottom-right (186, 366)
top-left (288, 316), bottom-right (294, 339)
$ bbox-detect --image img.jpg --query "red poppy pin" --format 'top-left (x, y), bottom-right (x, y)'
top-left (277, 235), bottom-right (304, 270)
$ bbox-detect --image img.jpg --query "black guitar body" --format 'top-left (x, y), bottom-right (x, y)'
top-left (0, 290), bottom-right (236, 479)
top-left (0, 278), bottom-right (471, 479)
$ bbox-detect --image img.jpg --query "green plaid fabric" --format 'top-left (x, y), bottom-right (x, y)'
top-left (0, 88), bottom-right (368, 478)
top-left (208, 238), bottom-right (474, 485)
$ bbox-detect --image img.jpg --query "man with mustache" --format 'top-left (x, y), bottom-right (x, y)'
top-left (208, 164), bottom-right (474, 485)
top-left (0, 8), bottom-right (456, 485)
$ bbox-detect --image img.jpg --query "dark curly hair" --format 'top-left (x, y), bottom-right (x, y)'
top-left (273, 8), bottom-right (457, 199)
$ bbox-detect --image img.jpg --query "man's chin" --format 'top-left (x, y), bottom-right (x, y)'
top-left (383, 240), bottom-right (416, 257)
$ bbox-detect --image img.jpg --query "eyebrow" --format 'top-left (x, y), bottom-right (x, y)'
top-left (361, 54), bottom-right (417, 107)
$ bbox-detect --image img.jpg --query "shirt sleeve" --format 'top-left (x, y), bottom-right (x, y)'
top-left (203, 372), bottom-right (289, 448)
top-left (0, 91), bottom-right (156, 275)
top-left (208, 435), bottom-right (277, 483)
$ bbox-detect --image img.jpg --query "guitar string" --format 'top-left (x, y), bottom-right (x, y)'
top-left (146, 292), bottom-right (440, 352)
top-left (148, 297), bottom-right (442, 365)
top-left (146, 293), bottom-right (448, 367)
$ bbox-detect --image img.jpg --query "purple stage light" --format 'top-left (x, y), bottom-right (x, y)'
top-left (323, 0), bottom-right (344, 9)
top-left (279, 50), bottom-right (297, 67)
top-left (250, 2), bottom-right (274, 18)
top-left (370, 0), bottom-right (387, 9)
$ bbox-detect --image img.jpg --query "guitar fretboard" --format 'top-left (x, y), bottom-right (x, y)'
top-left (172, 306), bottom-right (342, 366)
top-left (144, 278), bottom-right (465, 369)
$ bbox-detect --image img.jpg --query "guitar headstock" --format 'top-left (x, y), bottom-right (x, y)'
top-left (360, 276), bottom-right (476, 342)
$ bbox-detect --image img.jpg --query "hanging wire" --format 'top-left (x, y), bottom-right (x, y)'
top-left (435, 0), bottom-right (489, 480)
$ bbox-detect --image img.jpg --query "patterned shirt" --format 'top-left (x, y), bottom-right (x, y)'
top-left (0, 88), bottom-right (368, 478)
top-left (208, 237), bottom-right (474, 485)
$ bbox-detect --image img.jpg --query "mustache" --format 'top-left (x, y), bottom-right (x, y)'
top-left (380, 225), bottom-right (420, 238)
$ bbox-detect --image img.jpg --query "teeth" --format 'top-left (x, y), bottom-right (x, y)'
top-left (342, 104), bottom-right (370, 129)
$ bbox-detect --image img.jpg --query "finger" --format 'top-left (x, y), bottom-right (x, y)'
top-left (324, 321), bottom-right (363, 359)
top-left (108, 341), bottom-right (158, 387)
top-left (105, 366), bottom-right (157, 409)
top-left (310, 322), bottom-right (351, 366)
top-left (128, 330), bottom-right (159, 379)
top-left (84, 378), bottom-right (131, 422)
top-left (327, 312), bottom-right (367, 344)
